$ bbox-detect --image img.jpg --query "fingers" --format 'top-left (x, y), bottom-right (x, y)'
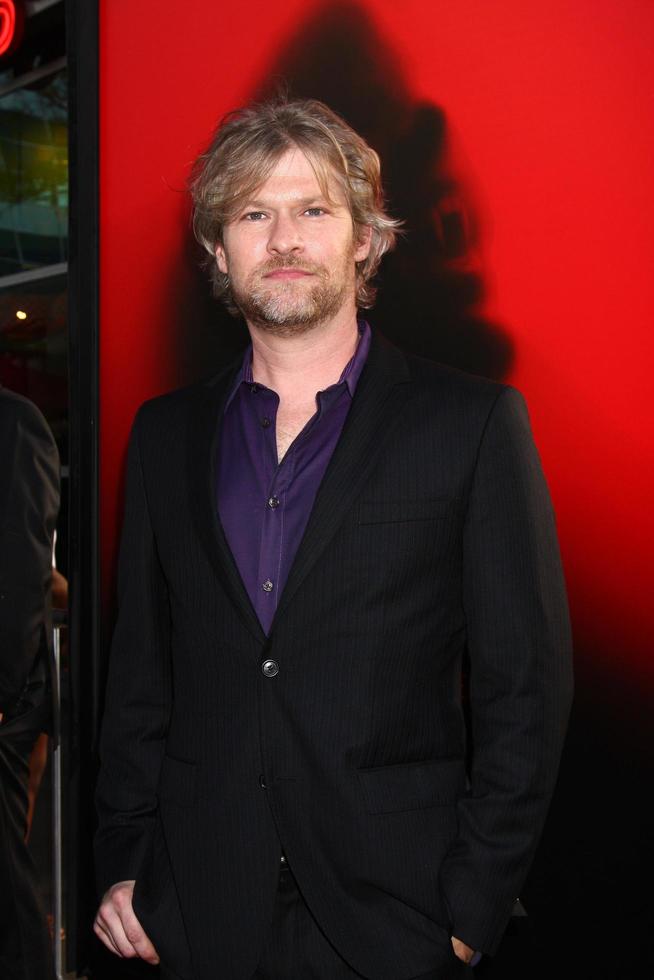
top-left (94, 880), bottom-right (160, 965)
top-left (93, 915), bottom-right (123, 957)
top-left (120, 901), bottom-right (160, 963)
top-left (451, 935), bottom-right (475, 964)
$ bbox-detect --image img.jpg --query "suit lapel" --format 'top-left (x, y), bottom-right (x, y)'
top-left (188, 362), bottom-right (267, 646)
top-left (188, 332), bottom-right (412, 643)
top-left (271, 331), bottom-right (412, 630)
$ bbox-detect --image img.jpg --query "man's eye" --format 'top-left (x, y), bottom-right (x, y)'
top-left (304, 207), bottom-right (325, 217)
top-left (244, 211), bottom-right (266, 221)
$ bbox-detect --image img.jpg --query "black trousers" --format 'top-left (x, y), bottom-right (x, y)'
top-left (251, 863), bottom-right (473, 980)
top-left (0, 681), bottom-right (54, 980)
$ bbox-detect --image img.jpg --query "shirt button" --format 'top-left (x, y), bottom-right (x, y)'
top-left (261, 417), bottom-right (271, 428)
top-left (268, 496), bottom-right (280, 509)
top-left (262, 579), bottom-right (273, 593)
top-left (262, 659), bottom-right (279, 677)
top-left (259, 774), bottom-right (267, 789)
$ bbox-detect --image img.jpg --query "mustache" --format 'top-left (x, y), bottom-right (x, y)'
top-left (256, 256), bottom-right (328, 278)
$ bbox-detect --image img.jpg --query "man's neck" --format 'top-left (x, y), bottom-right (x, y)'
top-left (248, 312), bottom-right (360, 403)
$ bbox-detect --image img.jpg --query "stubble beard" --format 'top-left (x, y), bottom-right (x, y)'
top-left (230, 253), bottom-right (356, 338)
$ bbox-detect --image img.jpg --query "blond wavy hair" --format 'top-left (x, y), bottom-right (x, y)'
top-left (189, 97), bottom-right (400, 313)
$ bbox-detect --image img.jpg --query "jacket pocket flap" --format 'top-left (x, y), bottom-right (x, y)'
top-left (158, 755), bottom-right (197, 807)
top-left (358, 498), bottom-right (459, 525)
top-left (358, 758), bottom-right (466, 814)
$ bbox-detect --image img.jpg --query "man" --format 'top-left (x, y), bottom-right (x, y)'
top-left (0, 387), bottom-right (59, 980)
top-left (94, 98), bottom-right (573, 980)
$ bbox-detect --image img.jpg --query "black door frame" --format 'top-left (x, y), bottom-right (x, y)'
top-left (66, 0), bottom-right (99, 973)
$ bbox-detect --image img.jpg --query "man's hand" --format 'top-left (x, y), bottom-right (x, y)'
top-left (93, 880), bottom-right (159, 964)
top-left (451, 935), bottom-right (476, 964)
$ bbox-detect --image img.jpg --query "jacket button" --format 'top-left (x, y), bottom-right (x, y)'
top-left (259, 774), bottom-right (267, 789)
top-left (262, 659), bottom-right (279, 677)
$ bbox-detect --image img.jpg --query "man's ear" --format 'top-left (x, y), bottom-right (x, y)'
top-left (354, 225), bottom-right (372, 263)
top-left (215, 243), bottom-right (228, 275)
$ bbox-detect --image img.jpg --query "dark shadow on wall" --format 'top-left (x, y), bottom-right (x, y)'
top-left (174, 0), bottom-right (513, 384)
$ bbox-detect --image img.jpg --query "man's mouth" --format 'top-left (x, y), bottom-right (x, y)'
top-left (262, 268), bottom-right (314, 280)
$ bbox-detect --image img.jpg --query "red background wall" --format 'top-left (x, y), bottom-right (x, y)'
top-left (98, 2), bottom-right (653, 972)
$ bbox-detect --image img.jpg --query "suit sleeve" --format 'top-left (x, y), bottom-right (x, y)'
top-left (0, 398), bottom-right (60, 713)
top-left (439, 386), bottom-right (573, 955)
top-left (94, 410), bottom-right (172, 897)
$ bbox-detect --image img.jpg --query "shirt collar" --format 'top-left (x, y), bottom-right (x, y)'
top-left (224, 319), bottom-right (371, 412)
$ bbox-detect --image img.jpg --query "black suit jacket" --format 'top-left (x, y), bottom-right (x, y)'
top-left (0, 387), bottom-right (59, 720)
top-left (95, 332), bottom-right (573, 980)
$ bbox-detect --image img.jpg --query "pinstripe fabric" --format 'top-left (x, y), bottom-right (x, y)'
top-left (251, 864), bottom-right (473, 979)
top-left (95, 331), bottom-right (573, 980)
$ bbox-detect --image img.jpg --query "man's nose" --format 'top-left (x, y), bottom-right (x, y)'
top-left (267, 213), bottom-right (302, 255)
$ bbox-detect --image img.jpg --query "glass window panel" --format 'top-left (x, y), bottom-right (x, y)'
top-left (0, 69), bottom-right (68, 276)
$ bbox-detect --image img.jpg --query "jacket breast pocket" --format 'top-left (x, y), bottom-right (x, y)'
top-left (357, 758), bottom-right (466, 814)
top-left (357, 498), bottom-right (460, 526)
top-left (157, 754), bottom-right (197, 808)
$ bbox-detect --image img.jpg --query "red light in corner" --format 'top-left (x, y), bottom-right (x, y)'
top-left (0, 0), bottom-right (25, 59)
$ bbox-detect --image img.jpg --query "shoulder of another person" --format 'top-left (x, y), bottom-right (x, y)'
top-left (0, 385), bottom-right (45, 421)
top-left (0, 387), bottom-right (56, 447)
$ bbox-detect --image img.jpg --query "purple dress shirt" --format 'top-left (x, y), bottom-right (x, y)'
top-left (217, 321), bottom-right (371, 634)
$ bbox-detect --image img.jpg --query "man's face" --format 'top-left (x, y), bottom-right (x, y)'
top-left (215, 148), bottom-right (371, 335)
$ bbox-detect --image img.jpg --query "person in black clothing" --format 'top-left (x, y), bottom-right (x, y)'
top-left (94, 98), bottom-right (572, 980)
top-left (0, 387), bottom-right (59, 980)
